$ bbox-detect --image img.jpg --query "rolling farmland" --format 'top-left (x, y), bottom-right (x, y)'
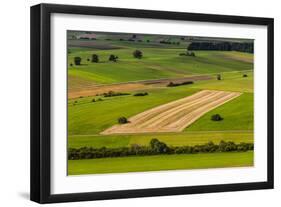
top-left (67, 31), bottom-right (254, 175)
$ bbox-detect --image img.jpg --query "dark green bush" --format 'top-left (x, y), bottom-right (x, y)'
top-left (167, 81), bottom-right (194, 87)
top-left (91, 54), bottom-right (99, 63)
top-left (134, 92), bottom-right (148, 96)
top-left (118, 117), bottom-right (129, 124)
top-left (109, 54), bottom-right (118, 62)
top-left (150, 139), bottom-right (169, 153)
top-left (211, 114), bottom-right (223, 121)
top-left (133, 50), bottom-right (143, 59)
top-left (103, 91), bottom-right (130, 97)
top-left (74, 57), bottom-right (81, 65)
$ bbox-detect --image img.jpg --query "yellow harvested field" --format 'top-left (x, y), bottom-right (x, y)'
top-left (101, 90), bottom-right (242, 134)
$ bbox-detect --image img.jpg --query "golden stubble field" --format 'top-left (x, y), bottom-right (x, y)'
top-left (101, 90), bottom-right (242, 134)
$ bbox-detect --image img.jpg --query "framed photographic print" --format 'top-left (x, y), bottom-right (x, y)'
top-left (30, 3), bottom-right (274, 203)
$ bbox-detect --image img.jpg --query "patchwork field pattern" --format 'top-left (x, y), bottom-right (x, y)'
top-left (68, 75), bottom-right (212, 99)
top-left (102, 90), bottom-right (241, 134)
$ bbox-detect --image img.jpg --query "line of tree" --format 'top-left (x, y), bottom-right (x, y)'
top-left (134, 92), bottom-right (148, 96)
top-left (187, 42), bottom-right (254, 53)
top-left (167, 81), bottom-right (194, 87)
top-left (73, 50), bottom-right (145, 66)
top-left (68, 139), bottom-right (254, 160)
top-left (159, 40), bottom-right (180, 45)
top-left (102, 91), bottom-right (130, 97)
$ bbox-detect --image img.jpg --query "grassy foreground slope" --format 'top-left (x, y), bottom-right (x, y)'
top-left (68, 151), bottom-right (253, 175)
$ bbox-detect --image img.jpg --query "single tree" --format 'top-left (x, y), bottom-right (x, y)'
top-left (109, 54), bottom-right (118, 62)
top-left (74, 57), bottom-right (82, 65)
top-left (118, 117), bottom-right (128, 124)
top-left (217, 74), bottom-right (221, 80)
top-left (133, 50), bottom-right (143, 59)
top-left (91, 54), bottom-right (99, 63)
top-left (150, 138), bottom-right (169, 153)
top-left (211, 114), bottom-right (223, 121)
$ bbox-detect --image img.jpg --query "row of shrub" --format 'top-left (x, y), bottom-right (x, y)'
top-left (93, 91), bottom-right (148, 99)
top-left (159, 40), bottom-right (180, 45)
top-left (179, 51), bottom-right (196, 57)
top-left (167, 81), bottom-right (194, 87)
top-left (68, 139), bottom-right (254, 160)
top-left (103, 91), bottom-right (130, 97)
top-left (133, 92), bottom-right (148, 96)
top-left (117, 38), bottom-right (149, 43)
top-left (92, 98), bottom-right (103, 102)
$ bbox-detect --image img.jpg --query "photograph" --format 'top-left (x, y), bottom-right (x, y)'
top-left (67, 31), bottom-right (254, 175)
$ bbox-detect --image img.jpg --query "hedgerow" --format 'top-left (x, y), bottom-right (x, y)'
top-left (103, 91), bottom-right (130, 97)
top-left (68, 139), bottom-right (254, 160)
top-left (167, 81), bottom-right (194, 87)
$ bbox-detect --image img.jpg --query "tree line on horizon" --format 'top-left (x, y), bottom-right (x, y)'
top-left (188, 42), bottom-right (254, 53)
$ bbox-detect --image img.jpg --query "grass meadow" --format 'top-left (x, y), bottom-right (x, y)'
top-left (68, 151), bottom-right (254, 175)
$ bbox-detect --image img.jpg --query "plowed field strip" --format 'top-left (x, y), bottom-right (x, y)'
top-left (101, 90), bottom-right (241, 134)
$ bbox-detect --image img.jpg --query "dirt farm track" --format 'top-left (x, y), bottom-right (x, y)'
top-left (101, 90), bottom-right (242, 134)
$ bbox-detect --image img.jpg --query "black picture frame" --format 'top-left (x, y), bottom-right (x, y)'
top-left (30, 3), bottom-right (274, 204)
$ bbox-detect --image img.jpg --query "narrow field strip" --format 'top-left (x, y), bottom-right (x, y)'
top-left (101, 90), bottom-right (241, 134)
top-left (68, 75), bottom-right (212, 99)
top-left (68, 152), bottom-right (253, 175)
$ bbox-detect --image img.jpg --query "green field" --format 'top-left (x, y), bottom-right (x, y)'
top-left (68, 46), bottom-right (253, 89)
top-left (67, 32), bottom-right (254, 175)
top-left (68, 87), bottom-right (199, 135)
top-left (191, 70), bottom-right (253, 92)
top-left (68, 75), bottom-right (253, 135)
top-left (68, 151), bottom-right (253, 175)
top-left (186, 93), bottom-right (253, 131)
top-left (68, 131), bottom-right (253, 148)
